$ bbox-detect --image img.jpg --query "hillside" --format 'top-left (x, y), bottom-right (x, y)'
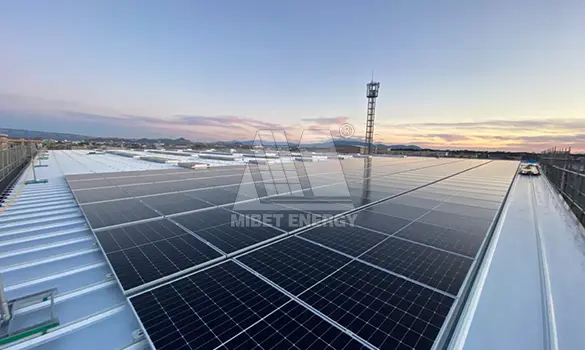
top-left (0, 127), bottom-right (421, 150)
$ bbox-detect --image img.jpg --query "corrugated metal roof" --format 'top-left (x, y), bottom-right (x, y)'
top-left (0, 150), bottom-right (176, 350)
top-left (2, 151), bottom-right (584, 350)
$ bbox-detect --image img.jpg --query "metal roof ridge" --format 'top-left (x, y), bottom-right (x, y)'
top-left (0, 247), bottom-right (100, 273)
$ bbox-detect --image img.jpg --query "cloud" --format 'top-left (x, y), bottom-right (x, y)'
top-left (425, 134), bottom-right (471, 142)
top-left (2, 94), bottom-right (583, 151)
top-left (383, 118), bottom-right (585, 131)
top-left (373, 117), bottom-right (585, 151)
top-left (173, 115), bottom-right (285, 130)
top-left (301, 117), bottom-right (349, 125)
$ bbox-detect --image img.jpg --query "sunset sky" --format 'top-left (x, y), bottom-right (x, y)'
top-left (1, 1), bottom-right (584, 151)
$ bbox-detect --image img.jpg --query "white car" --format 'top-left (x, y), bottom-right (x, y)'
top-left (520, 164), bottom-right (540, 176)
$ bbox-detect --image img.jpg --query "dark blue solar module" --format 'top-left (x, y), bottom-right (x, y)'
top-left (73, 186), bottom-right (131, 204)
top-left (393, 221), bottom-right (485, 258)
top-left (218, 301), bottom-right (369, 350)
top-left (298, 261), bottom-right (455, 350)
top-left (81, 198), bottom-right (160, 230)
top-left (171, 208), bottom-right (286, 254)
top-left (360, 237), bottom-right (473, 295)
top-left (131, 262), bottom-right (288, 349)
top-left (70, 159), bottom-right (519, 349)
top-left (95, 219), bottom-right (222, 291)
top-left (237, 237), bottom-right (351, 295)
top-left (349, 209), bottom-right (412, 235)
top-left (141, 192), bottom-right (213, 216)
top-left (299, 225), bottom-right (387, 257)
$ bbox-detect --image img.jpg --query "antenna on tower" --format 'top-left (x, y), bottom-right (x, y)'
top-left (364, 77), bottom-right (380, 155)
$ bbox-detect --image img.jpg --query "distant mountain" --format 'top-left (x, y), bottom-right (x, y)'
top-left (0, 128), bottom-right (192, 145)
top-left (0, 127), bottom-right (88, 141)
top-left (217, 138), bottom-right (421, 150)
top-left (0, 128), bottom-right (421, 150)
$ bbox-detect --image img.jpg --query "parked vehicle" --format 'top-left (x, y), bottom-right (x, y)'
top-left (520, 164), bottom-right (540, 176)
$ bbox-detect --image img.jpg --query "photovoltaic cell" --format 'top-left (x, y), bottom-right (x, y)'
top-left (81, 198), bottom-right (160, 230)
top-left (171, 208), bottom-right (285, 254)
top-left (68, 179), bottom-right (114, 190)
top-left (432, 203), bottom-right (497, 220)
top-left (360, 237), bottom-right (473, 295)
top-left (73, 187), bottom-right (131, 204)
top-left (100, 169), bottom-right (173, 178)
top-left (299, 225), bottom-right (387, 257)
top-left (419, 211), bottom-right (491, 235)
top-left (120, 183), bottom-right (174, 197)
top-left (141, 193), bottom-right (213, 216)
top-left (195, 223), bottom-right (285, 254)
top-left (298, 261), bottom-right (455, 350)
top-left (218, 301), bottom-right (368, 350)
top-left (171, 208), bottom-right (241, 232)
top-left (238, 237), bottom-right (351, 295)
top-left (350, 191), bottom-right (394, 203)
top-left (66, 173), bottom-right (108, 182)
top-left (393, 221), bottom-right (485, 258)
top-left (368, 202), bottom-right (430, 221)
top-left (185, 188), bottom-right (250, 205)
top-left (200, 175), bottom-right (245, 187)
top-left (131, 262), bottom-right (290, 350)
top-left (350, 210), bottom-right (412, 235)
top-left (97, 219), bottom-right (222, 291)
top-left (446, 195), bottom-right (501, 210)
top-left (228, 201), bottom-right (321, 232)
top-left (108, 176), bottom-right (162, 186)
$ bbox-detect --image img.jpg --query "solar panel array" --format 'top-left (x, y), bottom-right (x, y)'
top-left (66, 158), bottom-right (519, 349)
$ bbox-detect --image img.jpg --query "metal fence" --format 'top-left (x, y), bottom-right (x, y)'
top-left (0, 144), bottom-right (37, 196)
top-left (540, 148), bottom-right (585, 226)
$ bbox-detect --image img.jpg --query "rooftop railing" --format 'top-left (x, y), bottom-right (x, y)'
top-left (0, 144), bottom-right (38, 197)
top-left (540, 148), bottom-right (585, 227)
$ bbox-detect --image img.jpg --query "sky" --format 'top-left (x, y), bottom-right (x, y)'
top-left (0, 0), bottom-right (584, 151)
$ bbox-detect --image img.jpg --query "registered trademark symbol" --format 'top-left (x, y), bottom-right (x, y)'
top-left (339, 123), bottom-right (355, 138)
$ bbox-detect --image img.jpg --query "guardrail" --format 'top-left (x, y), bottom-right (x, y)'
top-left (0, 145), bottom-right (37, 195)
top-left (541, 163), bottom-right (585, 227)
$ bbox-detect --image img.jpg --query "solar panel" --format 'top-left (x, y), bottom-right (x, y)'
top-left (418, 211), bottom-right (491, 234)
top-left (73, 187), bottom-right (131, 204)
top-left (199, 175), bottom-right (246, 187)
top-left (218, 301), bottom-right (368, 350)
top-left (96, 218), bottom-right (222, 291)
top-left (393, 221), bottom-right (484, 258)
top-left (194, 224), bottom-right (286, 254)
top-left (68, 178), bottom-right (115, 190)
top-left (184, 187), bottom-right (251, 205)
top-left (130, 262), bottom-right (290, 349)
top-left (360, 237), bottom-right (473, 295)
top-left (171, 207), bottom-right (241, 231)
top-left (367, 201), bottom-right (431, 220)
top-left (237, 237), bottom-right (351, 295)
top-left (446, 195), bottom-right (501, 209)
top-left (298, 261), bottom-right (455, 350)
top-left (299, 225), bottom-right (387, 257)
top-left (227, 201), bottom-right (324, 232)
top-left (141, 193), bottom-right (213, 216)
top-left (349, 210), bottom-right (412, 235)
top-left (66, 173), bottom-right (107, 181)
top-left (123, 182), bottom-right (183, 197)
top-left (67, 159), bottom-right (520, 349)
top-left (81, 198), bottom-right (160, 230)
top-left (108, 176), bottom-right (163, 186)
top-left (172, 208), bottom-right (286, 255)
